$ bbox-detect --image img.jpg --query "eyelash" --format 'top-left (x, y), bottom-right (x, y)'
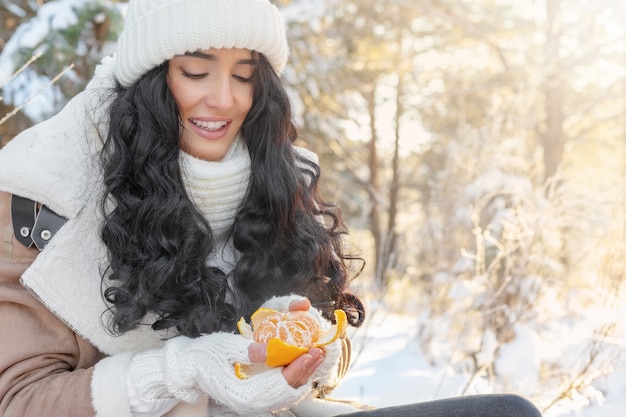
top-left (182, 70), bottom-right (206, 80)
top-left (234, 75), bottom-right (252, 83)
top-left (181, 70), bottom-right (252, 83)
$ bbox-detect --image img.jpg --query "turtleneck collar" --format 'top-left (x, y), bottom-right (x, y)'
top-left (178, 136), bottom-right (251, 240)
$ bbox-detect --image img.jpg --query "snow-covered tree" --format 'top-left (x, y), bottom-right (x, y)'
top-left (0, 0), bottom-right (123, 131)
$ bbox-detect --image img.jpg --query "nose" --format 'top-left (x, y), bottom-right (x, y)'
top-left (205, 75), bottom-right (234, 111)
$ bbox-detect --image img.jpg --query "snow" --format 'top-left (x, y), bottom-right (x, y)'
top-left (334, 312), bottom-right (460, 407)
top-left (494, 324), bottom-right (541, 390)
top-left (332, 307), bottom-right (626, 416)
top-left (0, 0), bottom-right (89, 82)
top-left (3, 69), bottom-right (61, 121)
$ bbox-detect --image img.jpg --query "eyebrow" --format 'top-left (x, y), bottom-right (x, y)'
top-left (183, 51), bottom-right (256, 65)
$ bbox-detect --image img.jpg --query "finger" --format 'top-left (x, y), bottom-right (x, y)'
top-left (248, 342), bottom-right (267, 363)
top-left (288, 298), bottom-right (311, 312)
top-left (281, 348), bottom-right (325, 388)
top-left (308, 347), bottom-right (325, 359)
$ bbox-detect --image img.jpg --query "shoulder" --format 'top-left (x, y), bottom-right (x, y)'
top-left (0, 97), bottom-right (102, 219)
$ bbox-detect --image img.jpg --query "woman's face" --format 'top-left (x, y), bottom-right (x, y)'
top-left (167, 48), bottom-right (255, 161)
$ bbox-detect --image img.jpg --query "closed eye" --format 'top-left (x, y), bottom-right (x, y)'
top-left (233, 74), bottom-right (252, 83)
top-left (182, 70), bottom-right (207, 80)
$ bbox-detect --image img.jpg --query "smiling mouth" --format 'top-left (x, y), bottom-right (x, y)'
top-left (190, 119), bottom-right (229, 131)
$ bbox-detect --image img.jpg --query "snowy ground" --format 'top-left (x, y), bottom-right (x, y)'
top-left (332, 310), bottom-right (626, 417)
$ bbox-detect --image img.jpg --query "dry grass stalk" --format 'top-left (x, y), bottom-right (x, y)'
top-left (0, 62), bottom-right (75, 127)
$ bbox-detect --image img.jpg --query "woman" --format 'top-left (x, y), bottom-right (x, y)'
top-left (0, 1), bottom-right (542, 416)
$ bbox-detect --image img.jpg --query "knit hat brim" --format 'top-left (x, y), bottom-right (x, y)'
top-left (115, 0), bottom-right (289, 87)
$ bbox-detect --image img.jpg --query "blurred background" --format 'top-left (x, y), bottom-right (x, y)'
top-left (1, 0), bottom-right (625, 415)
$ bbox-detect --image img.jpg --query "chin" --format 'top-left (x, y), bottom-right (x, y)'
top-left (182, 145), bottom-right (228, 162)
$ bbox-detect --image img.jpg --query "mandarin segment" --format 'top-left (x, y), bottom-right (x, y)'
top-left (250, 307), bottom-right (278, 322)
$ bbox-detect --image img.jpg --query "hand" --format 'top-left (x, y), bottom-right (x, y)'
top-left (248, 343), bottom-right (325, 388)
top-left (247, 297), bottom-right (324, 388)
top-left (281, 347), bottom-right (325, 388)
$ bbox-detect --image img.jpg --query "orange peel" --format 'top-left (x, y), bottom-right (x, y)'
top-left (234, 362), bottom-right (247, 379)
top-left (234, 306), bottom-right (348, 378)
top-left (266, 337), bottom-right (309, 367)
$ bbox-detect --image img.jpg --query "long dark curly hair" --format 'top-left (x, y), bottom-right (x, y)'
top-left (100, 52), bottom-right (364, 338)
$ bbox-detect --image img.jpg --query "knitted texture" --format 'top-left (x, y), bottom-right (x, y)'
top-left (124, 296), bottom-right (343, 416)
top-left (126, 332), bottom-right (309, 416)
top-left (115, 0), bottom-right (289, 87)
top-left (260, 294), bottom-right (308, 312)
top-left (179, 136), bottom-right (251, 240)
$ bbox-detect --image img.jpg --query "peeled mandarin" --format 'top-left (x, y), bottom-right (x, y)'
top-left (253, 310), bottom-right (321, 347)
top-left (234, 306), bottom-right (348, 377)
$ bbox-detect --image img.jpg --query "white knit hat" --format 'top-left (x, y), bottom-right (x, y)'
top-left (115, 0), bottom-right (289, 87)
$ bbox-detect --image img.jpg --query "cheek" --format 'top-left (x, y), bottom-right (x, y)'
top-left (168, 79), bottom-right (196, 114)
top-left (236, 85), bottom-right (254, 116)
top-left (243, 96), bottom-right (253, 117)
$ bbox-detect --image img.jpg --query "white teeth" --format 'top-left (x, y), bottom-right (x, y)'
top-left (191, 119), bottom-right (228, 130)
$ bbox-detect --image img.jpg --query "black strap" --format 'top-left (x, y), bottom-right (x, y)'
top-left (32, 205), bottom-right (68, 250)
top-left (11, 195), bottom-right (37, 248)
top-left (11, 195), bottom-right (68, 250)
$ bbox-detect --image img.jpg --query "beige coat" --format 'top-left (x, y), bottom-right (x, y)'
top-left (0, 190), bottom-right (105, 416)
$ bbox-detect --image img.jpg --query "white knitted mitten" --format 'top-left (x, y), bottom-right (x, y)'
top-left (310, 338), bottom-right (342, 388)
top-left (124, 332), bottom-right (310, 416)
top-left (260, 294), bottom-right (307, 311)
